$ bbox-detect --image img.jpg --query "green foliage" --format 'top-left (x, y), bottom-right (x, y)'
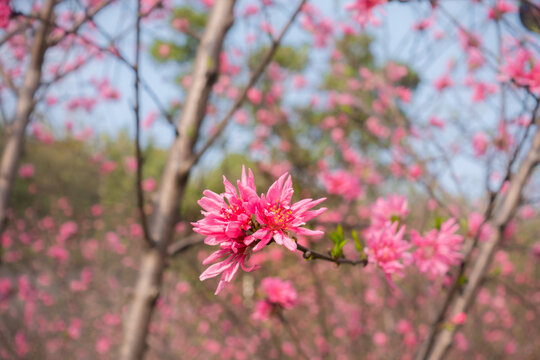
top-left (12, 138), bottom-right (100, 218)
top-left (149, 6), bottom-right (207, 64)
top-left (329, 225), bottom-right (347, 259)
top-left (149, 39), bottom-right (198, 63)
top-left (351, 230), bottom-right (363, 254)
top-left (433, 214), bottom-right (447, 230)
top-left (172, 6), bottom-right (207, 29)
top-left (249, 45), bottom-right (309, 72)
top-left (335, 33), bottom-right (375, 70)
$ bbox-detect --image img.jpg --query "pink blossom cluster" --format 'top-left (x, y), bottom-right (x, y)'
top-left (364, 195), bottom-right (464, 284)
top-left (0, 0), bottom-right (9, 29)
top-left (364, 195), bottom-right (410, 285)
top-left (411, 218), bottom-right (464, 278)
top-left (345, 0), bottom-right (387, 27)
top-left (499, 49), bottom-right (540, 95)
top-left (252, 277), bottom-right (297, 320)
top-left (193, 166), bottom-right (326, 294)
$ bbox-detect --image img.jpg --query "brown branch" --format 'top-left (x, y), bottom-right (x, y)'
top-left (188, 0), bottom-right (307, 167)
top-left (167, 234), bottom-right (204, 257)
top-left (0, 60), bottom-right (18, 94)
top-left (133, 0), bottom-right (153, 248)
top-left (418, 100), bottom-right (540, 360)
top-left (296, 242), bottom-right (368, 267)
top-left (0, 0), bottom-right (56, 258)
top-left (119, 2), bottom-right (236, 359)
top-left (47, 0), bottom-right (114, 47)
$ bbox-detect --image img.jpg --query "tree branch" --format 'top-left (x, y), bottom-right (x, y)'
top-left (188, 0), bottom-right (307, 167)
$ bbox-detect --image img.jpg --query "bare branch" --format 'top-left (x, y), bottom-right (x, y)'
top-left (133, 0), bottom-right (153, 249)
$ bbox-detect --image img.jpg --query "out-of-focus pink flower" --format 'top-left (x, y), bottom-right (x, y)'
top-left (124, 156), bottom-right (137, 173)
top-left (373, 332), bottom-right (387, 346)
top-left (370, 194), bottom-right (408, 228)
top-left (96, 337), bottom-right (110, 354)
top-left (531, 242), bottom-right (540, 259)
top-left (252, 300), bottom-right (273, 320)
top-left (247, 88), bottom-right (262, 104)
top-left (261, 277), bottom-right (297, 307)
top-left (142, 178), bottom-right (156, 192)
top-left (101, 160), bottom-right (117, 173)
top-left (451, 312), bottom-right (467, 325)
top-left (68, 318), bottom-right (82, 339)
top-left (472, 132), bottom-right (488, 157)
top-left (434, 74), bottom-right (453, 92)
top-left (467, 212), bottom-right (493, 241)
top-left (411, 218), bottom-right (463, 278)
top-left (18, 164), bottom-right (34, 179)
top-left (15, 331), bottom-right (28, 356)
top-left (158, 43), bottom-right (170, 58)
top-left (487, 0), bottom-right (516, 20)
top-left (345, 0), bottom-right (387, 27)
top-left (365, 222), bottom-right (410, 284)
top-left (253, 277), bottom-right (297, 320)
top-left (0, 0), bottom-right (10, 29)
top-left (321, 170), bottom-right (363, 201)
top-left (408, 164), bottom-right (423, 180)
top-left (519, 205), bottom-right (536, 220)
top-left (429, 116), bottom-right (445, 129)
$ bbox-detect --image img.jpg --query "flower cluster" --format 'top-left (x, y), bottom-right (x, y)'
top-left (363, 195), bottom-right (410, 286)
top-left (193, 166), bottom-right (326, 294)
top-left (252, 277), bottom-right (297, 321)
top-left (0, 0), bottom-right (9, 29)
top-left (365, 195), bottom-right (464, 285)
top-left (411, 219), bottom-right (464, 278)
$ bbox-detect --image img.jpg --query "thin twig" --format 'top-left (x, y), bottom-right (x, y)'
top-left (296, 242), bottom-right (368, 267)
top-left (133, 0), bottom-right (153, 248)
top-left (189, 0), bottom-right (307, 167)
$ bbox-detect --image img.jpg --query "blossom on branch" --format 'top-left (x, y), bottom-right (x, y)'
top-left (253, 277), bottom-right (297, 321)
top-left (246, 172), bottom-right (326, 252)
top-left (411, 218), bottom-right (464, 278)
top-left (0, 0), bottom-right (9, 29)
top-left (193, 167), bottom-right (326, 294)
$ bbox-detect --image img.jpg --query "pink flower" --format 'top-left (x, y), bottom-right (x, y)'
top-left (253, 277), bottom-right (297, 320)
top-left (261, 277), bottom-right (297, 307)
top-left (96, 337), bottom-right (110, 354)
top-left (472, 132), bottom-right (488, 157)
top-left (15, 331), bottom-right (28, 357)
top-left (467, 212), bottom-right (493, 241)
top-left (194, 167), bottom-right (260, 294)
top-left (434, 74), bottom-right (453, 92)
top-left (321, 170), bottom-right (363, 201)
top-left (370, 194), bottom-right (408, 228)
top-left (246, 172), bottom-right (326, 252)
top-left (365, 222), bottom-right (410, 283)
top-left (142, 178), bottom-right (156, 192)
top-left (194, 167), bottom-right (326, 294)
top-left (487, 0), bottom-right (516, 20)
top-left (411, 218), bottom-right (464, 277)
top-left (345, 0), bottom-right (387, 27)
top-left (0, 0), bottom-right (10, 29)
top-left (18, 164), bottom-right (34, 179)
top-left (252, 300), bottom-right (273, 320)
top-left (247, 88), bottom-right (262, 104)
top-left (451, 312), bottom-right (467, 325)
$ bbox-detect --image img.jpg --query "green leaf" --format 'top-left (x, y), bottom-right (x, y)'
top-left (352, 230), bottom-right (363, 253)
top-left (433, 215), bottom-right (447, 230)
top-left (329, 225), bottom-right (346, 259)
